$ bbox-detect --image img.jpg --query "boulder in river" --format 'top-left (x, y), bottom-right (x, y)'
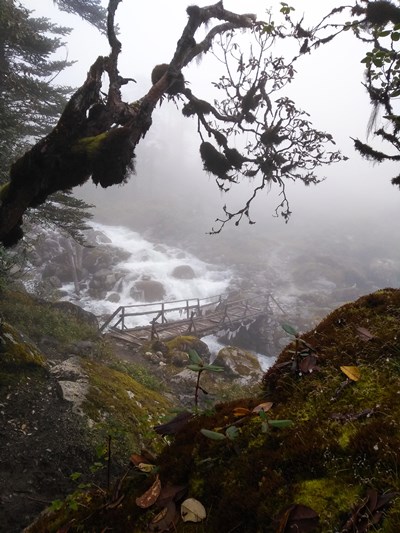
top-left (171, 264), bottom-right (196, 279)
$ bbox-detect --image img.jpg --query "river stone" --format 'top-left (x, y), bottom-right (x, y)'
top-left (107, 292), bottom-right (120, 303)
top-left (132, 280), bottom-right (166, 302)
top-left (171, 350), bottom-right (189, 367)
top-left (213, 346), bottom-right (262, 378)
top-left (171, 265), bottom-right (196, 279)
top-left (47, 275), bottom-right (62, 288)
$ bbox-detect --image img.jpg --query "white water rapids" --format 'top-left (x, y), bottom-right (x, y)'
top-left (62, 222), bottom-right (233, 327)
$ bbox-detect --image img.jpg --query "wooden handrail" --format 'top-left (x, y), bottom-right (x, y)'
top-left (100, 292), bottom-right (283, 332)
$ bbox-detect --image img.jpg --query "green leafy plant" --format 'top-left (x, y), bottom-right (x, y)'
top-left (282, 323), bottom-right (318, 374)
top-left (201, 402), bottom-right (293, 442)
top-left (187, 348), bottom-right (224, 408)
top-left (200, 426), bottom-right (239, 441)
top-left (257, 407), bottom-right (293, 434)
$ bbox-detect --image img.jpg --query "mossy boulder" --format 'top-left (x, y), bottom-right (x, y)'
top-left (165, 335), bottom-right (210, 361)
top-left (0, 322), bottom-right (46, 371)
top-left (29, 289), bottom-right (400, 532)
top-left (213, 345), bottom-right (262, 381)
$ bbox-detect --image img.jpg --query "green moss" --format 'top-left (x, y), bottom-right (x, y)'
top-left (165, 335), bottom-right (201, 352)
top-left (0, 290), bottom-right (98, 345)
top-left (81, 359), bottom-right (171, 457)
top-left (71, 132), bottom-right (109, 158)
top-left (0, 322), bottom-right (45, 369)
top-left (26, 289), bottom-right (400, 532)
top-left (295, 478), bottom-right (360, 526)
top-left (108, 359), bottom-right (165, 392)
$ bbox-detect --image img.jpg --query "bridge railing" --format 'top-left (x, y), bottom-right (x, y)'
top-left (99, 293), bottom-right (224, 332)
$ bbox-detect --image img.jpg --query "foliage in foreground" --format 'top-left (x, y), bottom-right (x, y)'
top-left (27, 289), bottom-right (400, 532)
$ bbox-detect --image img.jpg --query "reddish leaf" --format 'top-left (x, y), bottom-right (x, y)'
top-left (156, 483), bottom-right (187, 507)
top-left (277, 504), bottom-right (319, 533)
top-left (299, 354), bottom-right (319, 373)
top-left (375, 491), bottom-right (398, 510)
top-left (148, 501), bottom-right (178, 532)
top-left (130, 453), bottom-right (148, 467)
top-left (341, 489), bottom-right (398, 532)
top-left (136, 475), bottom-right (162, 509)
top-left (356, 326), bottom-right (374, 341)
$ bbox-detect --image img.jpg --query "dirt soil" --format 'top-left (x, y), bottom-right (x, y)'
top-left (0, 335), bottom-right (158, 533)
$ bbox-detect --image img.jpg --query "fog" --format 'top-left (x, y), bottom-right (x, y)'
top-left (24, 0), bottom-right (400, 305)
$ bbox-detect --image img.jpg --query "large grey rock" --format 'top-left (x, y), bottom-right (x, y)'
top-left (131, 279), bottom-right (166, 302)
top-left (213, 346), bottom-right (262, 380)
top-left (50, 356), bottom-right (89, 414)
top-left (171, 265), bottom-right (196, 279)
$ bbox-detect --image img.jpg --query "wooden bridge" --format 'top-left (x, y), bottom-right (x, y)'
top-left (100, 292), bottom-right (285, 346)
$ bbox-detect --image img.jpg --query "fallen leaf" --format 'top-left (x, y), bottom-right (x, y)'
top-left (156, 483), bottom-right (187, 507)
top-left (277, 503), bottom-right (319, 532)
top-left (181, 498), bottom-right (207, 523)
top-left (252, 402), bottom-right (273, 414)
top-left (233, 406), bottom-right (251, 417)
top-left (149, 501), bottom-right (177, 532)
top-left (136, 475), bottom-right (161, 509)
top-left (341, 489), bottom-right (398, 532)
top-left (356, 326), bottom-right (374, 341)
top-left (130, 453), bottom-right (148, 467)
top-left (340, 365), bottom-right (361, 382)
top-left (137, 463), bottom-right (155, 473)
top-left (299, 354), bottom-right (319, 373)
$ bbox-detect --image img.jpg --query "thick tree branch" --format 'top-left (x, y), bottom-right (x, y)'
top-left (0, 1), bottom-right (257, 246)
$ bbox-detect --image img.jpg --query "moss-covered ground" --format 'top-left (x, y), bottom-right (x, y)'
top-left (26, 288), bottom-right (400, 532)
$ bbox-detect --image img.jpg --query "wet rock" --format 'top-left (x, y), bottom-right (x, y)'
top-left (171, 265), bottom-right (196, 279)
top-left (107, 292), bottom-right (120, 303)
top-left (214, 346), bottom-right (262, 380)
top-left (47, 275), bottom-right (62, 288)
top-left (171, 350), bottom-right (189, 367)
top-left (132, 279), bottom-right (166, 302)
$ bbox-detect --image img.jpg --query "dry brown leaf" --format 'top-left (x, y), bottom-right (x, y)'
top-left (130, 453), bottom-right (148, 467)
top-left (156, 483), bottom-right (187, 507)
top-left (149, 501), bottom-right (177, 532)
top-left (340, 366), bottom-right (361, 382)
top-left (299, 354), bottom-right (319, 373)
top-left (356, 326), bottom-right (374, 341)
top-left (277, 503), bottom-right (319, 532)
top-left (136, 475), bottom-right (161, 509)
top-left (252, 402), bottom-right (273, 414)
top-left (233, 407), bottom-right (251, 417)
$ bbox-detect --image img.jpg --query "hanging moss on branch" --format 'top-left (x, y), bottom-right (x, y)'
top-left (199, 142), bottom-right (232, 178)
top-left (0, 1), bottom-right (265, 247)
